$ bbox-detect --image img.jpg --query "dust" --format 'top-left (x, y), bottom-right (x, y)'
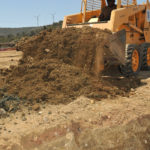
top-left (0, 27), bottom-right (141, 105)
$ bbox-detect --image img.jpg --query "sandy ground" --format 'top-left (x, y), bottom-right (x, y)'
top-left (0, 50), bottom-right (22, 69)
top-left (0, 50), bottom-right (150, 150)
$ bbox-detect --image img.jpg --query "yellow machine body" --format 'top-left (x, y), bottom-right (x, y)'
top-left (62, 0), bottom-right (150, 75)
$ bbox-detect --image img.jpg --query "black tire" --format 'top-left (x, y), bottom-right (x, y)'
top-left (120, 44), bottom-right (141, 76)
top-left (141, 43), bottom-right (150, 70)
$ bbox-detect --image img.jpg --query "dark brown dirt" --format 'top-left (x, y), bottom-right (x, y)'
top-left (0, 27), bottom-right (141, 105)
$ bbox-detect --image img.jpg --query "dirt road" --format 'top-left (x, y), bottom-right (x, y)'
top-left (0, 50), bottom-right (22, 69)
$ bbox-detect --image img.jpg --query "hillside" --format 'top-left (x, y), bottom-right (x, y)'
top-left (0, 21), bottom-right (63, 43)
top-left (0, 27), bottom-right (42, 36)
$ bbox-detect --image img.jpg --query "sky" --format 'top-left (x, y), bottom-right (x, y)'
top-left (0, 0), bottom-right (81, 27)
top-left (0, 0), bottom-right (145, 28)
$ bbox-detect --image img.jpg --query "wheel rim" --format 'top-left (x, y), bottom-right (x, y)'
top-left (147, 48), bottom-right (150, 66)
top-left (132, 49), bottom-right (139, 72)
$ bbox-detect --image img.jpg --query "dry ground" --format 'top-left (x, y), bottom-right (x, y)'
top-left (0, 50), bottom-right (22, 69)
top-left (0, 50), bottom-right (150, 150)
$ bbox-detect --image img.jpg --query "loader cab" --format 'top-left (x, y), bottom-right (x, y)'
top-left (62, 0), bottom-right (138, 28)
top-left (81, 0), bottom-right (137, 23)
top-left (80, 0), bottom-right (116, 23)
top-left (81, 0), bottom-right (111, 23)
top-left (98, 0), bottom-right (116, 22)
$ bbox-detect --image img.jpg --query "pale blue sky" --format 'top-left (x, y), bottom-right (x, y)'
top-left (0, 0), bottom-right (145, 27)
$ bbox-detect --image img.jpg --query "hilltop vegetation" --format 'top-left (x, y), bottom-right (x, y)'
top-left (0, 27), bottom-right (42, 36)
top-left (0, 21), bottom-right (63, 43)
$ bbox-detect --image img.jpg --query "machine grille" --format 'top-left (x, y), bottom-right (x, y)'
top-left (121, 0), bottom-right (135, 6)
top-left (86, 0), bottom-right (101, 11)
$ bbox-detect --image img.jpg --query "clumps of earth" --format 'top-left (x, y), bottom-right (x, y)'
top-left (0, 88), bottom-right (21, 118)
top-left (0, 27), bottom-right (141, 106)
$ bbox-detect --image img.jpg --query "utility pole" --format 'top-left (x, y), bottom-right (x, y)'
top-left (34, 15), bottom-right (40, 26)
top-left (51, 13), bottom-right (56, 24)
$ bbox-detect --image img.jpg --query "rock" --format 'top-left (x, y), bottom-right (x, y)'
top-left (64, 125), bottom-right (67, 129)
top-left (144, 140), bottom-right (148, 144)
top-left (45, 49), bottom-right (50, 53)
top-left (101, 115), bottom-right (109, 120)
top-left (48, 111), bottom-right (52, 115)
top-left (42, 106), bottom-right (46, 109)
top-left (0, 108), bottom-right (7, 118)
top-left (66, 132), bottom-right (74, 140)
top-left (22, 116), bottom-right (27, 121)
top-left (90, 100), bottom-right (95, 104)
top-left (108, 115), bottom-right (111, 119)
top-left (21, 113), bottom-right (25, 117)
top-left (14, 122), bottom-right (18, 125)
top-left (107, 95), bottom-right (111, 99)
top-left (75, 116), bottom-right (80, 120)
top-left (43, 117), bottom-right (49, 123)
top-left (0, 122), bottom-right (5, 125)
top-left (38, 111), bottom-right (43, 115)
top-left (3, 127), bottom-right (7, 131)
top-left (27, 56), bottom-right (33, 63)
top-left (88, 118), bottom-right (92, 122)
top-left (67, 128), bottom-right (70, 132)
top-left (28, 107), bottom-right (32, 111)
top-left (131, 88), bottom-right (135, 92)
top-left (32, 104), bottom-right (40, 111)
top-left (1, 98), bottom-right (20, 112)
top-left (64, 111), bottom-right (73, 114)
top-left (54, 132), bottom-right (58, 136)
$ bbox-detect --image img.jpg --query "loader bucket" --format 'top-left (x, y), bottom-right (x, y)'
top-left (94, 30), bottom-right (126, 75)
top-left (104, 29), bottom-right (126, 65)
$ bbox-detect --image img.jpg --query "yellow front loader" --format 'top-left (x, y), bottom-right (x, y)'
top-left (63, 0), bottom-right (150, 76)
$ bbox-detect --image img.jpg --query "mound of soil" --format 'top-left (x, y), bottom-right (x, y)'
top-left (0, 27), bottom-right (141, 105)
top-left (18, 27), bottom-right (112, 74)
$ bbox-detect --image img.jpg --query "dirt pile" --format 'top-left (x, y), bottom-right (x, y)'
top-left (18, 27), bottom-right (112, 73)
top-left (0, 27), bottom-right (141, 105)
